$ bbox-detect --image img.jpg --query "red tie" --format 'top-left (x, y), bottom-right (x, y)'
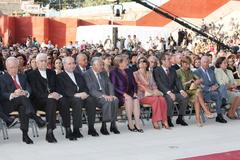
top-left (13, 76), bottom-right (21, 89)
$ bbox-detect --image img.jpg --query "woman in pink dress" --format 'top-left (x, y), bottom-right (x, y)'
top-left (133, 57), bottom-right (169, 129)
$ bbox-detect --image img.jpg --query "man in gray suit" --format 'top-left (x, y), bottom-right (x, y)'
top-left (83, 57), bottom-right (120, 135)
top-left (194, 56), bottom-right (227, 123)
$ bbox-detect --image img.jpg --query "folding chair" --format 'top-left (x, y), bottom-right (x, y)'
top-left (10, 111), bottom-right (39, 137)
top-left (0, 118), bottom-right (8, 140)
top-left (140, 104), bottom-right (152, 126)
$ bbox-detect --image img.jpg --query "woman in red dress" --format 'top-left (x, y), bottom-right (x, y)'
top-left (133, 57), bottom-right (169, 129)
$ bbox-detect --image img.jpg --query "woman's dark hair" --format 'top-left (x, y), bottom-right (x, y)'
top-left (159, 52), bottom-right (170, 65)
top-left (137, 57), bottom-right (150, 69)
top-left (227, 54), bottom-right (235, 60)
top-left (215, 57), bottom-right (226, 68)
top-left (102, 53), bottom-right (112, 60)
top-left (193, 56), bottom-right (201, 67)
top-left (53, 58), bottom-right (63, 70)
top-left (15, 54), bottom-right (27, 66)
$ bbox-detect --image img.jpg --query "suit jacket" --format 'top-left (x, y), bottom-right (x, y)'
top-left (153, 66), bottom-right (183, 95)
top-left (194, 67), bottom-right (218, 93)
top-left (0, 72), bottom-right (31, 101)
top-left (74, 65), bottom-right (89, 75)
top-left (109, 68), bottom-right (137, 105)
top-left (27, 69), bottom-right (57, 100)
top-left (56, 71), bottom-right (89, 98)
top-left (83, 69), bottom-right (114, 98)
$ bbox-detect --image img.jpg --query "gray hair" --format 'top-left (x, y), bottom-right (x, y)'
top-left (91, 57), bottom-right (103, 66)
top-left (201, 56), bottom-right (210, 63)
top-left (36, 53), bottom-right (47, 62)
top-left (148, 55), bottom-right (158, 62)
top-left (62, 56), bottom-right (74, 65)
top-left (113, 54), bottom-right (129, 67)
top-left (6, 56), bottom-right (19, 66)
top-left (76, 53), bottom-right (87, 62)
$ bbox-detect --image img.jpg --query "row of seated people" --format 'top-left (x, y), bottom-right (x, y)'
top-left (1, 52), bottom-right (239, 145)
top-left (0, 54), bottom-right (119, 144)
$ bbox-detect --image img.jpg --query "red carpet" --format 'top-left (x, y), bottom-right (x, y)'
top-left (178, 150), bottom-right (240, 160)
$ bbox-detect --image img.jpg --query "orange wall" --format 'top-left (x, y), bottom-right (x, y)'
top-left (48, 18), bottom-right (78, 47)
top-left (0, 16), bottom-right (136, 47)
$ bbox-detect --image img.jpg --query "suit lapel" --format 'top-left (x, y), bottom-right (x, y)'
top-left (6, 73), bottom-right (16, 90)
top-left (63, 71), bottom-right (77, 87)
top-left (90, 69), bottom-right (103, 90)
top-left (18, 74), bottom-right (24, 88)
top-left (160, 66), bottom-right (169, 79)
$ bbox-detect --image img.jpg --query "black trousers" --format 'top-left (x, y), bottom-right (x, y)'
top-left (32, 97), bottom-right (70, 130)
top-left (164, 93), bottom-right (188, 117)
top-left (5, 96), bottom-right (33, 132)
top-left (0, 104), bottom-right (11, 123)
top-left (66, 96), bottom-right (96, 130)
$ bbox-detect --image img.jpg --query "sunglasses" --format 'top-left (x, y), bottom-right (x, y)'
top-left (139, 60), bottom-right (147, 64)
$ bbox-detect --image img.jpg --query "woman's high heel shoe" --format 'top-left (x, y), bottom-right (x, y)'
top-left (162, 123), bottom-right (170, 130)
top-left (134, 125), bottom-right (144, 133)
top-left (127, 124), bottom-right (136, 132)
top-left (205, 113), bottom-right (214, 119)
top-left (196, 122), bottom-right (203, 127)
top-left (152, 122), bottom-right (160, 130)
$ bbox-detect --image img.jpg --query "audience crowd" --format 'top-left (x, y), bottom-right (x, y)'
top-left (0, 17), bottom-right (240, 144)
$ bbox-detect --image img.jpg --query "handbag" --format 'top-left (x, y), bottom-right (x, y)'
top-left (189, 82), bottom-right (198, 90)
top-left (144, 91), bottom-right (154, 97)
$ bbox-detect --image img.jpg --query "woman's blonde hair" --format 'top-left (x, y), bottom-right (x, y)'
top-left (113, 54), bottom-right (129, 68)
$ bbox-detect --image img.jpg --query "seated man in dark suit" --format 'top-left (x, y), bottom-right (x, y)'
top-left (153, 52), bottom-right (189, 127)
top-left (0, 57), bottom-right (38, 144)
top-left (84, 57), bottom-right (120, 135)
top-left (171, 52), bottom-right (182, 71)
top-left (194, 56), bottom-right (227, 123)
top-left (27, 53), bottom-right (72, 142)
top-left (57, 56), bottom-right (99, 138)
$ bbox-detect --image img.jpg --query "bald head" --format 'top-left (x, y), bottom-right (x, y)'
top-left (62, 56), bottom-right (76, 73)
top-left (201, 56), bottom-right (210, 69)
top-left (6, 57), bottom-right (19, 76)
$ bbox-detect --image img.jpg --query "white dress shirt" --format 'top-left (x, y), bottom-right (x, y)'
top-left (39, 69), bottom-right (47, 79)
top-left (79, 66), bottom-right (87, 73)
